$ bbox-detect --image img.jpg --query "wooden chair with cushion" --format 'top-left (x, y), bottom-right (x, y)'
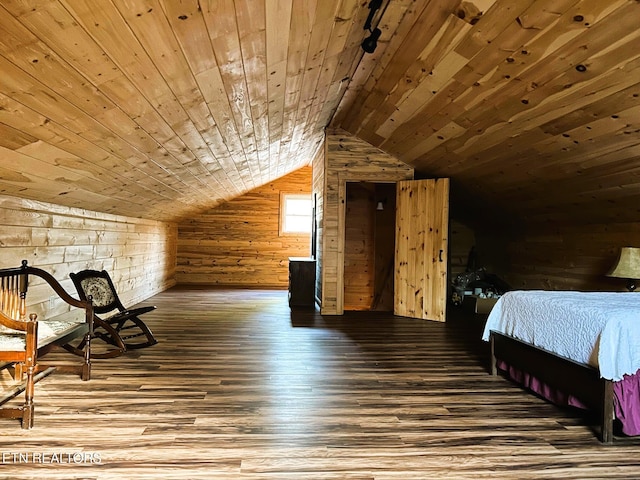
top-left (0, 260), bottom-right (93, 428)
top-left (69, 269), bottom-right (157, 358)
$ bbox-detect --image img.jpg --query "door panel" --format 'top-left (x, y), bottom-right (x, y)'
top-left (394, 178), bottom-right (449, 322)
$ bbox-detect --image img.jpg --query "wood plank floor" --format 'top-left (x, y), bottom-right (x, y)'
top-left (1, 286), bottom-right (640, 479)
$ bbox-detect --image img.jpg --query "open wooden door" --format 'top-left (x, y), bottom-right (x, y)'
top-left (394, 178), bottom-right (449, 322)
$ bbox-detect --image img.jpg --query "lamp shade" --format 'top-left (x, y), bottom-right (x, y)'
top-left (361, 28), bottom-right (382, 54)
top-left (607, 247), bottom-right (640, 279)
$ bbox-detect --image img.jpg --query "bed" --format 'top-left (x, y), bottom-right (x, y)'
top-left (482, 290), bottom-right (640, 443)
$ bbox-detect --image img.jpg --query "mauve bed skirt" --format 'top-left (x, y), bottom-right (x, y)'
top-left (498, 360), bottom-right (640, 436)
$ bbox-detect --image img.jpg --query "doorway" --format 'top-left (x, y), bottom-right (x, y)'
top-left (343, 182), bottom-right (396, 311)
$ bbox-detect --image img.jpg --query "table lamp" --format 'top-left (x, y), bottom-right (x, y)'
top-left (607, 246), bottom-right (640, 291)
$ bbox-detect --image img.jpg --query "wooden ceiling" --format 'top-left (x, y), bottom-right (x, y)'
top-left (0, 0), bottom-right (638, 225)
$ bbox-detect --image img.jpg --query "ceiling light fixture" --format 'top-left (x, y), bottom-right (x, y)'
top-left (361, 0), bottom-right (389, 54)
top-left (362, 28), bottom-right (382, 54)
top-left (364, 0), bottom-right (383, 31)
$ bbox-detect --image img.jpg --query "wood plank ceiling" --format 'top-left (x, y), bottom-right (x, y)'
top-left (0, 0), bottom-right (638, 224)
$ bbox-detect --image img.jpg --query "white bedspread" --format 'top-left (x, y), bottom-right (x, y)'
top-left (481, 290), bottom-right (640, 381)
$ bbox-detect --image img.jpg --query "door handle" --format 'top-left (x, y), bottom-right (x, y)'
top-left (439, 249), bottom-right (443, 262)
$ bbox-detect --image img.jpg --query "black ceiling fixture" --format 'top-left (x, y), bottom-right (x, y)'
top-left (364, 0), bottom-right (383, 30)
top-left (362, 28), bottom-right (382, 54)
top-left (361, 0), bottom-right (389, 54)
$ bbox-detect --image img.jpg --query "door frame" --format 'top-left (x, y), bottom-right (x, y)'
top-left (334, 172), bottom-right (412, 315)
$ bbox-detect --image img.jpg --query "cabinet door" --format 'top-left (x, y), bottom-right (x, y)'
top-left (289, 258), bottom-right (316, 308)
top-left (394, 178), bottom-right (449, 322)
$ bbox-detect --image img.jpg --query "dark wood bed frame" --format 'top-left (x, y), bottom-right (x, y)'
top-left (489, 330), bottom-right (615, 443)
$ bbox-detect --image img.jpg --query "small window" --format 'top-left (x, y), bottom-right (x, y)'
top-left (280, 193), bottom-right (312, 235)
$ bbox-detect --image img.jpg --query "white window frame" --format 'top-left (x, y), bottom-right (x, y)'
top-left (279, 193), bottom-right (312, 236)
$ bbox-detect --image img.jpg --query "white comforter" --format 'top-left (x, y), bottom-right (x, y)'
top-left (481, 290), bottom-right (640, 381)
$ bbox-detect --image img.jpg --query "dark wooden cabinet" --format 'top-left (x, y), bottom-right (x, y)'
top-left (288, 257), bottom-right (316, 308)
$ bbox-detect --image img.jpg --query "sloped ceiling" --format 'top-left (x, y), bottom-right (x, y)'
top-left (0, 0), bottom-right (638, 225)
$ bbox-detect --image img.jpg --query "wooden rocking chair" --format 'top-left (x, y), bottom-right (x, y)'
top-left (69, 269), bottom-right (158, 359)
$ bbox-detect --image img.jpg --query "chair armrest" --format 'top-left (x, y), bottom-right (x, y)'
top-left (23, 266), bottom-right (89, 310)
top-left (0, 310), bottom-right (29, 334)
top-left (0, 312), bottom-right (37, 363)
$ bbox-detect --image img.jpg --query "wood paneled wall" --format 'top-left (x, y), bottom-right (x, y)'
top-left (475, 221), bottom-right (640, 293)
top-left (449, 220), bottom-right (476, 280)
top-left (344, 183), bottom-right (375, 310)
top-left (0, 195), bottom-right (176, 322)
top-left (312, 146), bottom-right (325, 303)
top-left (320, 129), bottom-right (413, 315)
top-left (177, 167), bottom-right (312, 287)
top-left (372, 183), bottom-right (396, 312)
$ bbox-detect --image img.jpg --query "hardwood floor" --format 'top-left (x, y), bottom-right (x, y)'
top-left (1, 286), bottom-right (640, 479)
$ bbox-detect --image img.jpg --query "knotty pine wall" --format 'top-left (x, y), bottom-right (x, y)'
top-left (344, 183), bottom-right (375, 311)
top-left (372, 183), bottom-right (396, 312)
top-left (176, 167), bottom-right (312, 287)
top-left (473, 220), bottom-right (640, 293)
top-left (0, 195), bottom-right (176, 322)
top-left (312, 146), bottom-right (326, 304)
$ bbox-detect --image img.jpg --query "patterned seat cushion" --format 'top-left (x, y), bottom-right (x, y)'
top-left (0, 320), bottom-right (85, 352)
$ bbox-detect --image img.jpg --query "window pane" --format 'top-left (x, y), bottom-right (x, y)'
top-left (282, 195), bottom-right (312, 234)
top-left (285, 216), bottom-right (311, 233)
top-left (286, 198), bottom-right (311, 216)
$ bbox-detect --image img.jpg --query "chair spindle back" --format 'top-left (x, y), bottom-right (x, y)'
top-left (0, 272), bottom-right (27, 320)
